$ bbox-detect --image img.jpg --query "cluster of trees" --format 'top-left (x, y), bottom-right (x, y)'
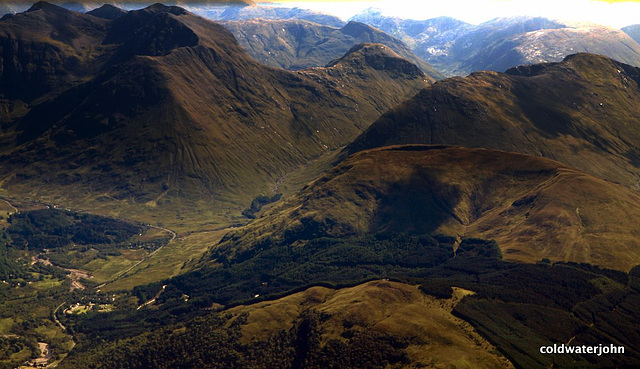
top-left (0, 335), bottom-right (38, 369)
top-left (152, 233), bottom-right (458, 307)
top-left (0, 241), bottom-right (28, 282)
top-left (241, 194), bottom-right (282, 219)
top-left (64, 230), bottom-right (640, 368)
top-left (72, 234), bottom-right (490, 344)
top-left (62, 310), bottom-right (409, 369)
top-left (2, 208), bottom-right (157, 271)
top-left (7, 209), bottom-right (141, 250)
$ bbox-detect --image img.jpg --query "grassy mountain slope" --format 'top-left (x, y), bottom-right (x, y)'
top-left (347, 53), bottom-right (640, 188)
top-left (221, 19), bottom-right (443, 80)
top-left (217, 145), bottom-right (640, 272)
top-left (229, 280), bottom-right (514, 369)
top-left (59, 280), bottom-right (515, 369)
top-left (0, 3), bottom-right (430, 228)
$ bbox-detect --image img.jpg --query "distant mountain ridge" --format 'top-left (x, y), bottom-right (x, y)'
top-left (221, 19), bottom-right (443, 79)
top-left (623, 24), bottom-right (640, 45)
top-left (193, 3), bottom-right (345, 27)
top-left (350, 8), bottom-right (474, 49)
top-left (0, 0), bottom-right (256, 16)
top-left (351, 9), bottom-right (640, 75)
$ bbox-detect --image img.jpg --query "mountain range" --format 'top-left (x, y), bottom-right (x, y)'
top-left (220, 19), bottom-right (443, 79)
top-left (0, 0), bottom-right (256, 17)
top-left (192, 2), bottom-right (345, 28)
top-left (2, 2), bottom-right (640, 369)
top-left (0, 2), bottom-right (430, 226)
top-left (351, 9), bottom-right (640, 76)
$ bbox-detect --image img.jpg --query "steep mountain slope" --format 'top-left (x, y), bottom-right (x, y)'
top-left (218, 145), bottom-right (640, 272)
top-left (0, 1), bottom-right (109, 102)
top-left (347, 53), bottom-right (640, 188)
top-left (351, 10), bottom-right (640, 75)
top-left (221, 19), bottom-right (443, 79)
top-left (0, 3), bottom-right (430, 226)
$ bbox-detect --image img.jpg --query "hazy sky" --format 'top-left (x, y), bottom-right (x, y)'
top-left (262, 0), bottom-right (640, 27)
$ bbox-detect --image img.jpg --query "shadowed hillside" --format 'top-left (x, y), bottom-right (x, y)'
top-left (217, 145), bottom-right (640, 272)
top-left (347, 53), bottom-right (640, 188)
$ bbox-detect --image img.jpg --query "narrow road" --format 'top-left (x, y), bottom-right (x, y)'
top-left (137, 285), bottom-right (167, 310)
top-left (52, 302), bottom-right (67, 332)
